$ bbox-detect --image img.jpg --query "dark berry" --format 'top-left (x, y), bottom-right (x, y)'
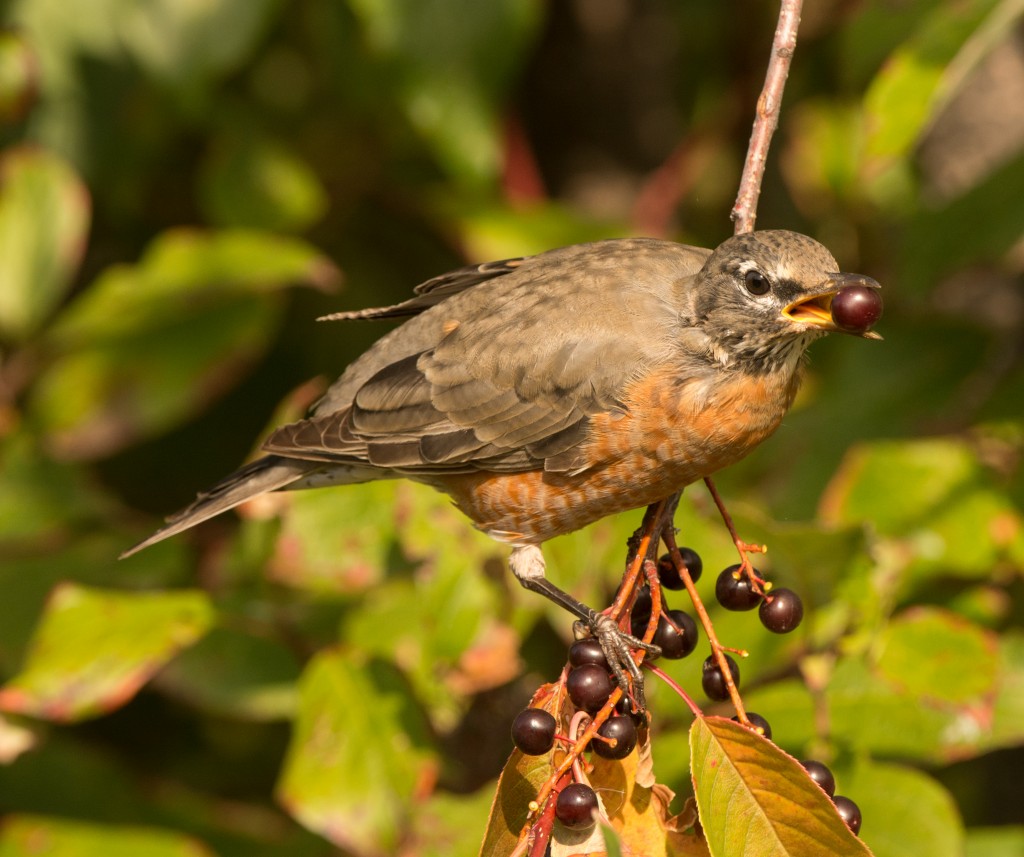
top-left (656, 547), bottom-right (703, 589)
top-left (566, 663), bottom-right (614, 713)
top-left (653, 609), bottom-right (699, 659)
top-left (701, 654), bottom-right (740, 700)
top-left (678, 547), bottom-right (703, 583)
top-left (569, 638), bottom-right (609, 670)
top-left (833, 795), bottom-right (862, 835)
top-left (555, 782), bottom-right (599, 828)
top-left (614, 693), bottom-right (642, 720)
top-left (801, 760), bottom-right (836, 798)
top-left (511, 708), bottom-right (557, 755)
top-left (630, 586), bottom-right (654, 637)
top-left (592, 715), bottom-right (638, 759)
top-left (831, 285), bottom-right (882, 334)
top-left (732, 711), bottom-right (772, 740)
top-left (759, 588), bottom-right (804, 633)
top-left (715, 565), bottom-right (762, 611)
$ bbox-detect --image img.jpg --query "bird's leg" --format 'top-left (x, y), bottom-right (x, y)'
top-left (509, 544), bottom-right (659, 708)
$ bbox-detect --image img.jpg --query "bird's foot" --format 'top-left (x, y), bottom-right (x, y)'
top-left (575, 613), bottom-right (660, 711)
top-left (510, 545), bottom-right (660, 710)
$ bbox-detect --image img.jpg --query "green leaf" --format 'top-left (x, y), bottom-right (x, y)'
top-left (408, 787), bottom-right (495, 857)
top-left (0, 147), bottom-right (90, 340)
top-left (901, 151), bottom-right (1024, 294)
top-left (862, 0), bottom-right (1004, 162)
top-left (47, 228), bottom-right (338, 347)
top-left (842, 760), bottom-right (964, 857)
top-left (119, 0), bottom-right (281, 89)
top-left (199, 134), bottom-right (328, 232)
top-left (821, 438), bottom-right (977, 532)
top-left (825, 658), bottom-right (976, 761)
top-left (0, 433), bottom-right (116, 547)
top-left (340, 483), bottom-right (507, 727)
top-left (347, 0), bottom-right (541, 184)
top-left (990, 632), bottom-right (1024, 750)
top-left (781, 101), bottom-right (865, 208)
top-left (477, 747), bottom-right (553, 857)
top-left (0, 532), bottom-right (192, 677)
top-left (600, 823), bottom-right (626, 857)
top-left (0, 30), bottom-right (39, 123)
top-left (275, 649), bottom-right (436, 854)
top-left (913, 486), bottom-right (1024, 579)
top-left (32, 295), bottom-right (279, 460)
top-left (0, 815), bottom-right (215, 857)
top-left (154, 627), bottom-right (301, 721)
top-left (0, 584), bottom-right (213, 722)
top-left (838, 0), bottom-right (939, 86)
top-left (450, 200), bottom-right (628, 264)
top-left (965, 826), bottom-right (1024, 857)
top-left (30, 229), bottom-right (338, 459)
top-left (821, 437), bottom-right (1023, 582)
top-left (267, 481), bottom-right (399, 595)
top-left (690, 716), bottom-right (872, 857)
top-left (876, 608), bottom-right (999, 703)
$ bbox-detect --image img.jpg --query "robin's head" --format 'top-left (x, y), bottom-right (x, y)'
top-left (693, 230), bottom-right (881, 372)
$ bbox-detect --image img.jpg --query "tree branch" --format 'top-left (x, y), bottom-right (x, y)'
top-left (730, 0), bottom-right (804, 234)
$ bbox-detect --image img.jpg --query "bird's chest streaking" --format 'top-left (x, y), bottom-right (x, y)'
top-left (438, 363), bottom-right (801, 545)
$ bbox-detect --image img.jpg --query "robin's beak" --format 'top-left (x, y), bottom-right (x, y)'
top-left (782, 273), bottom-right (883, 339)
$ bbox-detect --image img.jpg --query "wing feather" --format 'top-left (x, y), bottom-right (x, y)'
top-left (261, 238), bottom-right (712, 476)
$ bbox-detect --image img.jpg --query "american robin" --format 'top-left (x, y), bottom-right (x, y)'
top-left (123, 230), bottom-right (881, 689)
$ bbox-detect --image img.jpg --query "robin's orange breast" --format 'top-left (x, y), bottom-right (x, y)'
top-left (437, 364), bottom-right (801, 544)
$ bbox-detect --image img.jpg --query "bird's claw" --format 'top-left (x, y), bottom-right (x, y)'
top-left (575, 614), bottom-right (660, 711)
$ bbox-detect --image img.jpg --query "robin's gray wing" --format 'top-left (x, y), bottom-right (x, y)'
top-left (317, 258), bottom-right (527, 321)
top-left (264, 239), bottom-right (713, 476)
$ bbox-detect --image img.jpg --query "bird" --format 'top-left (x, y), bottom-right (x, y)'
top-left (122, 229), bottom-right (881, 697)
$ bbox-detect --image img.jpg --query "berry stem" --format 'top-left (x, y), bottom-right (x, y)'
top-left (524, 768), bottom-right (571, 857)
top-left (646, 664), bottom-right (703, 718)
top-left (567, 711), bottom-right (593, 785)
top-left (663, 528), bottom-right (750, 725)
top-left (703, 476), bottom-right (767, 591)
top-left (640, 558), bottom-right (663, 646)
top-left (607, 499), bottom-right (670, 623)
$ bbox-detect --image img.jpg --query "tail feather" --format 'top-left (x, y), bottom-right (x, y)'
top-left (120, 456), bottom-right (318, 558)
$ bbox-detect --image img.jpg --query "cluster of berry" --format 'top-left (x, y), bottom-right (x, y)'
top-left (648, 550), bottom-right (805, 700)
top-left (510, 637), bottom-right (644, 829)
top-left (509, 544), bottom-right (865, 837)
top-left (713, 562), bottom-right (804, 633)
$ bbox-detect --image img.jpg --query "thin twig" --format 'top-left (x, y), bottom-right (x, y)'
top-left (730, 0), bottom-right (804, 235)
top-left (703, 475), bottom-right (768, 588)
top-left (662, 532), bottom-right (747, 722)
top-left (646, 664), bottom-right (703, 718)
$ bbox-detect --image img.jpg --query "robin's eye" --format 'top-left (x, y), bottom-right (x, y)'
top-left (744, 269), bottom-right (770, 295)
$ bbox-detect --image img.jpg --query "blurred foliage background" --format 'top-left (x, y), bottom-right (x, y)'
top-left (0, 0), bottom-right (1022, 855)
